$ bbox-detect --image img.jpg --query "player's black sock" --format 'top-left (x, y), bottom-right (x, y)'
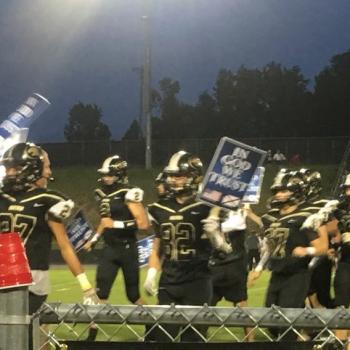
top-left (86, 327), bottom-right (98, 341)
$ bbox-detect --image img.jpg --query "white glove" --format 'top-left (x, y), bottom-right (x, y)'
top-left (125, 188), bottom-right (144, 203)
top-left (83, 288), bottom-right (100, 305)
top-left (202, 216), bottom-right (220, 234)
top-left (48, 199), bottom-right (74, 220)
top-left (221, 210), bottom-right (247, 233)
top-left (342, 232), bottom-right (350, 243)
top-left (202, 217), bottom-right (232, 254)
top-left (143, 267), bottom-right (158, 296)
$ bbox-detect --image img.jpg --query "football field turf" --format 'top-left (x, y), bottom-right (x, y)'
top-left (47, 267), bottom-right (270, 342)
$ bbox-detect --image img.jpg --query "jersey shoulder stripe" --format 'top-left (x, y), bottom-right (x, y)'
top-left (148, 202), bottom-right (177, 213)
top-left (20, 192), bottom-right (66, 204)
top-left (179, 201), bottom-right (204, 213)
top-left (107, 188), bottom-right (129, 198)
top-left (279, 210), bottom-right (312, 222)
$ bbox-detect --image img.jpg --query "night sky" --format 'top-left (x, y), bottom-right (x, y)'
top-left (0, 0), bottom-right (349, 142)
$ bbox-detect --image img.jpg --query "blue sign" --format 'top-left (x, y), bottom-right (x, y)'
top-left (198, 137), bottom-right (266, 210)
top-left (242, 167), bottom-right (265, 204)
top-left (137, 235), bottom-right (154, 267)
top-left (66, 210), bottom-right (94, 252)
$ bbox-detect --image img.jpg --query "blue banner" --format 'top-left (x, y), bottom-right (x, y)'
top-left (0, 93), bottom-right (50, 142)
top-left (198, 137), bottom-right (266, 210)
top-left (66, 210), bottom-right (94, 252)
top-left (137, 235), bottom-right (154, 267)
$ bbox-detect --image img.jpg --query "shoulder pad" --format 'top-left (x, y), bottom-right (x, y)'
top-left (125, 188), bottom-right (144, 203)
top-left (48, 199), bottom-right (75, 221)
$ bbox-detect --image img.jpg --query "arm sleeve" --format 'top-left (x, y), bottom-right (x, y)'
top-left (99, 198), bottom-right (111, 218)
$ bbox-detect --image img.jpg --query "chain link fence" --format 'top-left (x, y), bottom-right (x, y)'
top-left (2, 289), bottom-right (350, 349)
top-left (41, 137), bottom-right (350, 167)
top-left (28, 302), bottom-right (350, 349)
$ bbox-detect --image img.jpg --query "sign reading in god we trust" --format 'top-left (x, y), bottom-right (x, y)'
top-left (66, 210), bottom-right (94, 252)
top-left (198, 137), bottom-right (266, 210)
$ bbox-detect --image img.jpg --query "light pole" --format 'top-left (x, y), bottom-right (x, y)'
top-left (132, 66), bottom-right (144, 140)
top-left (142, 0), bottom-right (152, 169)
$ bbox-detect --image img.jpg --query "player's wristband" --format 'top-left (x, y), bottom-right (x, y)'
top-left (306, 247), bottom-right (316, 256)
top-left (76, 273), bottom-right (92, 292)
top-left (113, 220), bottom-right (136, 229)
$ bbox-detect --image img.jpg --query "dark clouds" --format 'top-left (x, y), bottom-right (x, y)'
top-left (0, 0), bottom-right (349, 141)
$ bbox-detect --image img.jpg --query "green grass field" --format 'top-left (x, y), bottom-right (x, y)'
top-left (47, 267), bottom-right (271, 342)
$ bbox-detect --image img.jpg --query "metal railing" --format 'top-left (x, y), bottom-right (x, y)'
top-left (0, 288), bottom-right (30, 350)
top-left (2, 293), bottom-right (350, 349)
top-left (29, 303), bottom-right (350, 349)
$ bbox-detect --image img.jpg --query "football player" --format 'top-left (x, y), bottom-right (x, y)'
top-left (208, 205), bottom-right (262, 342)
top-left (248, 169), bottom-right (327, 340)
top-left (0, 142), bottom-right (98, 349)
top-left (299, 169), bottom-right (339, 310)
top-left (144, 150), bottom-right (231, 342)
top-left (333, 173), bottom-right (350, 347)
top-left (84, 155), bottom-right (149, 340)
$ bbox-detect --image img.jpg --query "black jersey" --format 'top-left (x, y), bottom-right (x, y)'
top-left (148, 197), bottom-right (212, 284)
top-left (209, 209), bottom-right (246, 266)
top-left (0, 188), bottom-right (71, 271)
top-left (335, 203), bottom-right (350, 264)
top-left (262, 207), bottom-right (318, 274)
top-left (261, 208), bottom-right (280, 228)
top-left (95, 185), bottom-right (139, 243)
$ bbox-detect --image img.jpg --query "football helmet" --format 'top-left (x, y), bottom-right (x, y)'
top-left (269, 168), bottom-right (306, 208)
top-left (164, 150), bottom-right (203, 195)
top-left (1, 142), bottom-right (45, 192)
top-left (341, 173), bottom-right (350, 189)
top-left (299, 168), bottom-right (322, 202)
top-left (339, 173), bottom-right (350, 206)
top-left (98, 155), bottom-right (128, 185)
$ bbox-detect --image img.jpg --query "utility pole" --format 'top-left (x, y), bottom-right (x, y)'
top-left (142, 0), bottom-right (152, 169)
top-left (132, 66), bottom-right (144, 139)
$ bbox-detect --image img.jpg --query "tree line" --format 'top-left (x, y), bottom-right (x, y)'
top-left (64, 49), bottom-right (350, 142)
